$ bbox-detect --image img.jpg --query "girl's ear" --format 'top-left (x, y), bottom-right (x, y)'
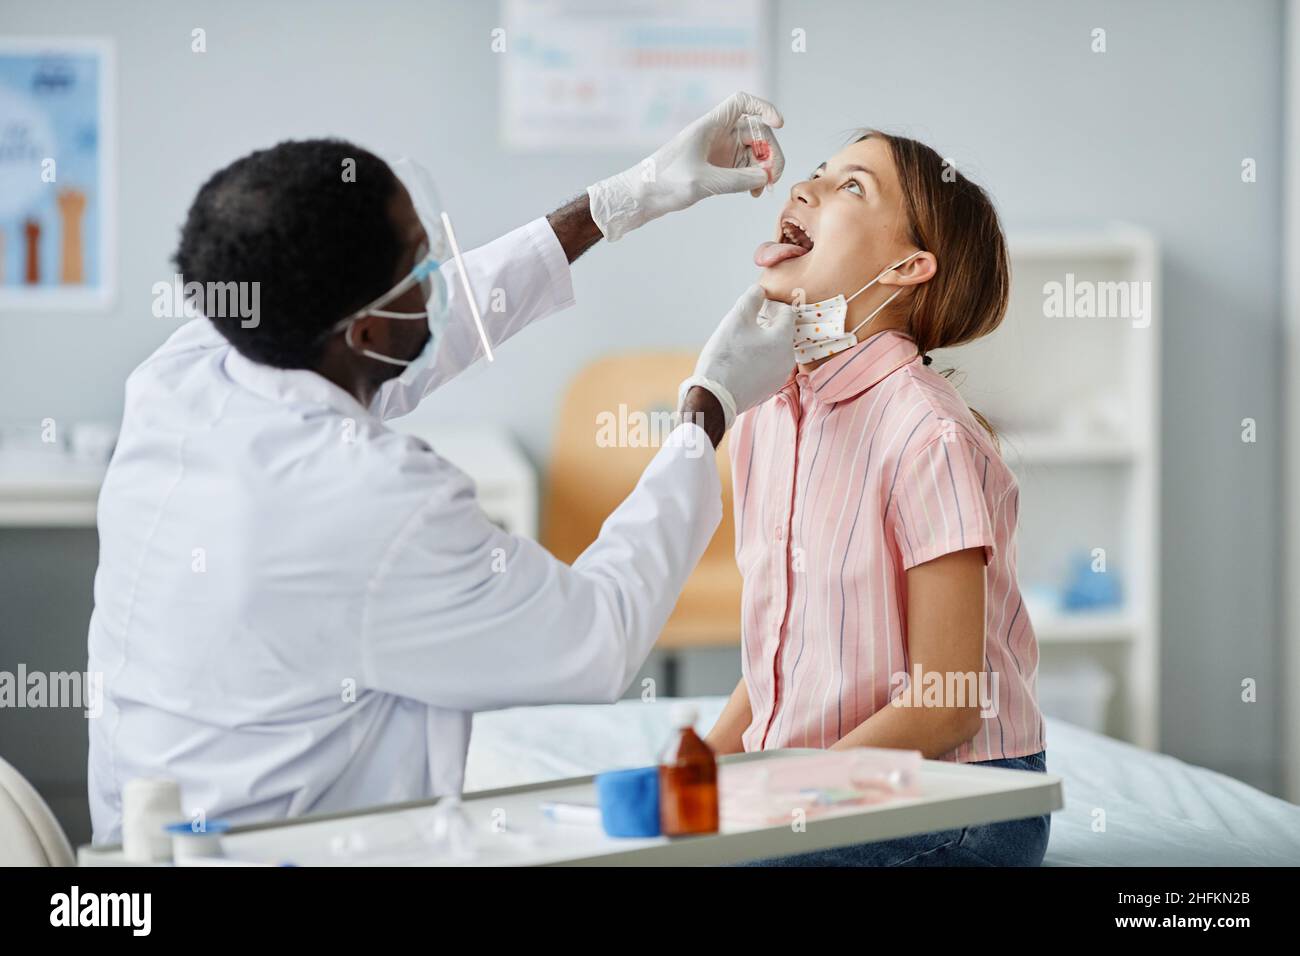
top-left (882, 251), bottom-right (937, 287)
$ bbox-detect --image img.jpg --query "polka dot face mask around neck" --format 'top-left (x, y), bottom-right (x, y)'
top-left (792, 250), bottom-right (924, 363)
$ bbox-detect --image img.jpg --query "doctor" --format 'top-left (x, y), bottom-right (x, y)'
top-left (88, 93), bottom-right (797, 843)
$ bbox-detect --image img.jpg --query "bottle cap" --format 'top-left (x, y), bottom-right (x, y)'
top-left (670, 702), bottom-right (698, 729)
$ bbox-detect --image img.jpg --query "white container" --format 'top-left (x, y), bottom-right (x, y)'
top-left (121, 778), bottom-right (182, 863)
top-left (68, 422), bottom-right (118, 464)
top-left (1036, 660), bottom-right (1115, 734)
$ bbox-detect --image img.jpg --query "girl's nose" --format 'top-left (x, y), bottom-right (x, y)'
top-left (790, 178), bottom-right (815, 206)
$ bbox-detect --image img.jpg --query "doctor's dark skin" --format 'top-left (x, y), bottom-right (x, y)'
top-left (316, 185), bottom-right (727, 447)
top-left (314, 185), bottom-right (431, 408)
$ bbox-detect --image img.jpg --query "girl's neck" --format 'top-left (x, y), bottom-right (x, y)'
top-left (796, 317), bottom-right (905, 375)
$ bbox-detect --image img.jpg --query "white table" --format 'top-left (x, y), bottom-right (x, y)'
top-left (78, 751), bottom-right (1063, 866)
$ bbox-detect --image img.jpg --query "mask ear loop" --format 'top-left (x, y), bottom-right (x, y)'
top-left (345, 319), bottom-right (416, 367)
top-left (845, 250), bottom-right (925, 337)
top-left (847, 288), bottom-right (906, 338)
top-left (336, 256), bottom-right (443, 364)
top-left (368, 307), bottom-right (429, 319)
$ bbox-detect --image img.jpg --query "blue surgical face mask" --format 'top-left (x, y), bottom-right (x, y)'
top-left (323, 157), bottom-right (490, 385)
top-left (328, 245), bottom-right (450, 385)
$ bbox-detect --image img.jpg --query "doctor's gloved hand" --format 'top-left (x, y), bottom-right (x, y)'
top-left (587, 92), bottom-right (786, 242)
top-left (678, 285), bottom-right (796, 443)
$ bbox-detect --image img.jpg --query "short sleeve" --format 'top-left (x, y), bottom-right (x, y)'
top-left (887, 433), bottom-right (997, 570)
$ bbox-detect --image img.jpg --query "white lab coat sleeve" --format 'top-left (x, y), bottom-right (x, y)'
top-left (360, 423), bottom-right (721, 711)
top-left (370, 217), bottom-right (575, 420)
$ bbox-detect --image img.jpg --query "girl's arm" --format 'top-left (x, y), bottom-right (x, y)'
top-left (831, 547), bottom-right (987, 757)
top-left (704, 678), bottom-right (753, 755)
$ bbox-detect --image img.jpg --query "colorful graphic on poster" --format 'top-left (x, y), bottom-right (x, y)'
top-left (502, 0), bottom-right (765, 151)
top-left (0, 38), bottom-right (114, 309)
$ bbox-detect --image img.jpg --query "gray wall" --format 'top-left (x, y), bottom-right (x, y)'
top-left (0, 0), bottom-right (1286, 843)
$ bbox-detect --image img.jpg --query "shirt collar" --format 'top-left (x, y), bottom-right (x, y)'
top-left (223, 347), bottom-right (375, 422)
top-left (801, 329), bottom-right (920, 405)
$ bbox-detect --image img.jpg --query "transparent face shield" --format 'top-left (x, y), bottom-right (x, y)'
top-left (327, 157), bottom-right (491, 369)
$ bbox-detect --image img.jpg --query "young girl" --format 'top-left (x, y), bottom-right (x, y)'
top-left (707, 130), bottom-right (1049, 866)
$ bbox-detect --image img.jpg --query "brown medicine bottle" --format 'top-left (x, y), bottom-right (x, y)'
top-left (658, 703), bottom-right (719, 835)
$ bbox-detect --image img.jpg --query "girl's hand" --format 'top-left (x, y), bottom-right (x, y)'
top-left (703, 678), bottom-right (753, 756)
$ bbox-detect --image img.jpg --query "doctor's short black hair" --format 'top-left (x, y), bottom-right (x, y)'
top-left (173, 138), bottom-right (402, 369)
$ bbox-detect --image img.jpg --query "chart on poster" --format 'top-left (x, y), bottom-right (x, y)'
top-left (501, 0), bottom-right (765, 151)
top-left (0, 37), bottom-right (114, 310)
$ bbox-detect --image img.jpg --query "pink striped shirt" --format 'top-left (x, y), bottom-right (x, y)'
top-left (730, 329), bottom-right (1044, 761)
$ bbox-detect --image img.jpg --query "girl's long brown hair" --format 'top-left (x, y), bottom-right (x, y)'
top-left (857, 130), bottom-right (1009, 445)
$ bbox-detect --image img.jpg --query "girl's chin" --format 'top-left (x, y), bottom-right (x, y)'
top-left (758, 272), bottom-right (799, 304)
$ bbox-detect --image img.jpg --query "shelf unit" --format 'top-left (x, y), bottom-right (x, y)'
top-left (930, 225), bottom-right (1160, 749)
top-left (0, 425), bottom-right (537, 537)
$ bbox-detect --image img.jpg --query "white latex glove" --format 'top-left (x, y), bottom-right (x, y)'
top-left (587, 91), bottom-right (786, 242)
top-left (679, 285), bottom-right (797, 432)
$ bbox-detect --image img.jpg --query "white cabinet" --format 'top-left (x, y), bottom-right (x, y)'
top-left (930, 226), bottom-right (1160, 748)
top-left (0, 424), bottom-right (538, 539)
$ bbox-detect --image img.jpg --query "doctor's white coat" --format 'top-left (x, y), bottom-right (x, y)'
top-left (87, 218), bottom-right (721, 844)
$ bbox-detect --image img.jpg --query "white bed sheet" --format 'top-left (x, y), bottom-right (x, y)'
top-left (463, 696), bottom-right (1300, 866)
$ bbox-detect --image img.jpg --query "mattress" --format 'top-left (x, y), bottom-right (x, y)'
top-left (463, 696), bottom-right (1300, 866)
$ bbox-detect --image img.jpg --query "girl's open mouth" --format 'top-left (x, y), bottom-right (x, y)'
top-left (754, 217), bottom-right (814, 268)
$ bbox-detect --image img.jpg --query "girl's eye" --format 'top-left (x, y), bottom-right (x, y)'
top-left (842, 180), bottom-right (864, 196)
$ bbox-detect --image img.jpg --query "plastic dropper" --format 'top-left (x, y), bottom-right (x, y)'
top-left (746, 114), bottom-right (773, 189)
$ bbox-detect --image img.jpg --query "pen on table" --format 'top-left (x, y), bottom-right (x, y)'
top-left (539, 801), bottom-right (602, 826)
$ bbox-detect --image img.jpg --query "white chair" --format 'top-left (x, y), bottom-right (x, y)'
top-left (0, 755), bottom-right (75, 866)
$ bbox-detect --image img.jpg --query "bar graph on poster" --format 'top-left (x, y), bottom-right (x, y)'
top-left (0, 38), bottom-right (114, 310)
top-left (501, 0), bottom-right (766, 151)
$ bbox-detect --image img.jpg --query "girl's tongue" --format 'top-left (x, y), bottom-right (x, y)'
top-left (754, 240), bottom-right (809, 268)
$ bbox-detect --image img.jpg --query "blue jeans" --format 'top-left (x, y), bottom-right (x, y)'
top-left (743, 751), bottom-right (1051, 867)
